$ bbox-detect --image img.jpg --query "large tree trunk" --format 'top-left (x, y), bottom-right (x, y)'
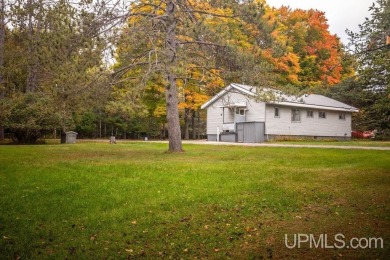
top-left (164, 1), bottom-right (183, 152)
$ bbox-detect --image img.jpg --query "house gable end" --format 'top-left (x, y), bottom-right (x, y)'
top-left (201, 84), bottom-right (255, 109)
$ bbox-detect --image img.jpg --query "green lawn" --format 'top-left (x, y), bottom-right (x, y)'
top-left (0, 143), bottom-right (389, 259)
top-left (269, 139), bottom-right (390, 147)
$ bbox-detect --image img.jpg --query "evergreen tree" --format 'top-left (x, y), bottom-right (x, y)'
top-left (0, 0), bottom-right (110, 143)
top-left (343, 0), bottom-right (390, 136)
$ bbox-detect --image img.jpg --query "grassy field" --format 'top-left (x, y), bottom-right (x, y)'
top-left (0, 142), bottom-right (389, 259)
top-left (268, 139), bottom-right (390, 147)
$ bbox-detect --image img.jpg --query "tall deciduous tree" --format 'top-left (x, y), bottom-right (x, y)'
top-left (264, 6), bottom-right (353, 89)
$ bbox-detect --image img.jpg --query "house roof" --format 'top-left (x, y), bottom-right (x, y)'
top-left (200, 83), bottom-right (255, 109)
top-left (201, 83), bottom-right (359, 112)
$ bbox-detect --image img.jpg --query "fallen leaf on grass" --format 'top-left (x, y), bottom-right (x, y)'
top-left (180, 217), bottom-right (191, 222)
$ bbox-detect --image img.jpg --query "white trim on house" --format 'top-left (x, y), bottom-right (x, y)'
top-left (217, 101), bottom-right (247, 108)
top-left (201, 84), bottom-right (255, 109)
top-left (269, 101), bottom-right (358, 112)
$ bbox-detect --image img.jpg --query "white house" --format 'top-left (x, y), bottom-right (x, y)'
top-left (201, 83), bottom-right (359, 143)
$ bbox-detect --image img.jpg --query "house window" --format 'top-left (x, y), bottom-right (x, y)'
top-left (236, 108), bottom-right (245, 115)
top-left (291, 109), bottom-right (301, 122)
top-left (339, 113), bottom-right (346, 120)
top-left (274, 107), bottom-right (280, 118)
top-left (319, 111), bottom-right (326, 119)
top-left (307, 110), bottom-right (314, 118)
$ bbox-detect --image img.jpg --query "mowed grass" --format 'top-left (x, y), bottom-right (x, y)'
top-left (269, 139), bottom-right (390, 147)
top-left (0, 143), bottom-right (389, 259)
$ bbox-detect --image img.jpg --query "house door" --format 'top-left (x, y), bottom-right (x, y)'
top-left (237, 123), bottom-right (244, 143)
top-left (235, 107), bottom-right (246, 123)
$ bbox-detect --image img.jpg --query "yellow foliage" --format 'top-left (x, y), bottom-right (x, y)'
top-left (153, 104), bottom-right (166, 118)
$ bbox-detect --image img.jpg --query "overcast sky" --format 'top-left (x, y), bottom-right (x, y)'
top-left (266, 0), bottom-right (375, 44)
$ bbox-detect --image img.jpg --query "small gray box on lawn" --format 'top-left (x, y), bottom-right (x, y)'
top-left (62, 131), bottom-right (78, 144)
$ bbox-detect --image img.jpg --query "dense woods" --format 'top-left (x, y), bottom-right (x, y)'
top-left (0, 0), bottom-right (389, 147)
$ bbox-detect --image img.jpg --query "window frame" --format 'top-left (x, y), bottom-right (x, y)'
top-left (307, 110), bottom-right (314, 118)
top-left (318, 111), bottom-right (327, 119)
top-left (339, 113), bottom-right (346, 120)
top-left (235, 107), bottom-right (245, 116)
top-left (274, 107), bottom-right (280, 118)
top-left (291, 109), bottom-right (301, 122)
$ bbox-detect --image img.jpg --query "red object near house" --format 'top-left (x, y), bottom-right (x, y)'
top-left (352, 130), bottom-right (376, 139)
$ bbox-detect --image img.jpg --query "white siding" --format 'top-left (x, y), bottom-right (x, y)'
top-left (206, 91), bottom-right (266, 135)
top-left (246, 100), bottom-right (266, 122)
top-left (265, 105), bottom-right (352, 137)
top-left (206, 105), bottom-right (223, 135)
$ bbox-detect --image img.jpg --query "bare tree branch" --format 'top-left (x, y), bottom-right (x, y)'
top-left (178, 40), bottom-right (225, 47)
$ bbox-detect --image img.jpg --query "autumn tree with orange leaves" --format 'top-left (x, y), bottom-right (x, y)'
top-left (263, 6), bottom-right (353, 89)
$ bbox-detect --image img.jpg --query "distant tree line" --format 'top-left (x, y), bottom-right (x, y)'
top-left (0, 0), bottom-right (388, 146)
